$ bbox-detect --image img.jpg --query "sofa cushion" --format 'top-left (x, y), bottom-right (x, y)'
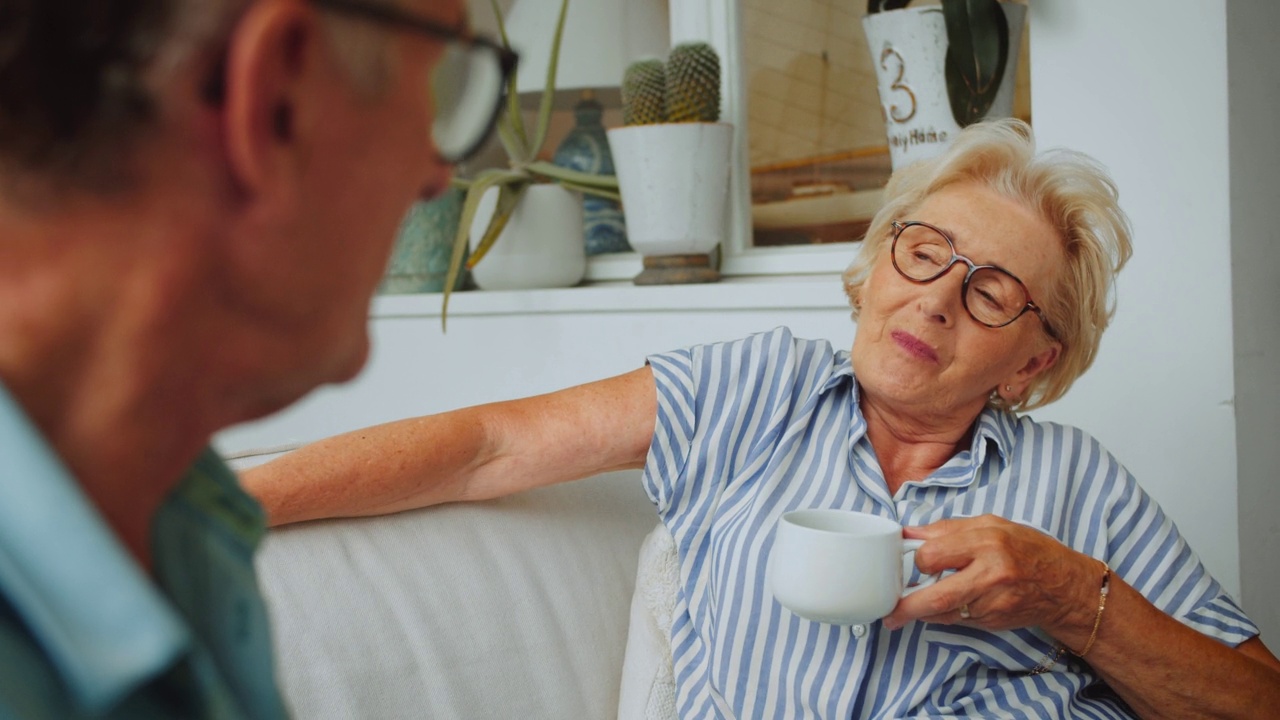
top-left (253, 470), bottom-right (655, 719)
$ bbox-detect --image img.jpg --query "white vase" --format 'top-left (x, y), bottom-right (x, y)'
top-left (467, 184), bottom-right (586, 291)
top-left (862, 3), bottom-right (1026, 169)
top-left (606, 123), bottom-right (734, 258)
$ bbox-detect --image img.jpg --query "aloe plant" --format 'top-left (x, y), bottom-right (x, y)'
top-left (441, 0), bottom-right (621, 329)
top-left (866, 0), bottom-right (1011, 128)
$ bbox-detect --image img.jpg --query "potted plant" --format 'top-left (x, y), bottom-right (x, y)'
top-left (441, 0), bottom-right (621, 325)
top-left (607, 42), bottom-right (732, 285)
top-left (863, 0), bottom-right (1027, 169)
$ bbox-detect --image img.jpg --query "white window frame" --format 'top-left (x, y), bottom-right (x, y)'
top-left (669, 0), bottom-right (864, 278)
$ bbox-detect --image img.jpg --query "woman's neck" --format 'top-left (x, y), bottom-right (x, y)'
top-left (858, 386), bottom-right (980, 496)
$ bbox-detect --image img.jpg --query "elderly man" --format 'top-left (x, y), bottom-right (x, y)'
top-left (0, 0), bottom-right (511, 715)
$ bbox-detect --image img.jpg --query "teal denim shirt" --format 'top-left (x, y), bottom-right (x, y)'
top-left (0, 383), bottom-right (288, 719)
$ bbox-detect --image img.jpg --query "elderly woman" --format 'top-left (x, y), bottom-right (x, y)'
top-left (243, 120), bottom-right (1280, 717)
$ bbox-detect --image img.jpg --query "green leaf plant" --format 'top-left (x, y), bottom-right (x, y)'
top-left (866, 0), bottom-right (1011, 128)
top-left (440, 0), bottom-right (621, 330)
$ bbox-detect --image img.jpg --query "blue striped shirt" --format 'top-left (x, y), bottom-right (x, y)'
top-left (642, 327), bottom-right (1257, 719)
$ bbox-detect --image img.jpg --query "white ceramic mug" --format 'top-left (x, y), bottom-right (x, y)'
top-left (768, 509), bottom-right (938, 625)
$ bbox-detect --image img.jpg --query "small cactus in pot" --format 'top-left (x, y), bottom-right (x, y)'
top-left (610, 41), bottom-right (731, 285)
top-left (621, 42), bottom-right (721, 126)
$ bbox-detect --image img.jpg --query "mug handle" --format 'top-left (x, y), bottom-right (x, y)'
top-left (900, 539), bottom-right (941, 597)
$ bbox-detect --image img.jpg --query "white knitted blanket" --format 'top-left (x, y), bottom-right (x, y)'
top-left (616, 522), bottom-right (679, 720)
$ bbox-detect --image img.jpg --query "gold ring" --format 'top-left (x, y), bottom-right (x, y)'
top-left (959, 603), bottom-right (971, 620)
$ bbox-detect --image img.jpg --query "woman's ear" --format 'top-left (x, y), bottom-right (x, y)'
top-left (1004, 339), bottom-right (1061, 399)
top-left (220, 1), bottom-right (318, 202)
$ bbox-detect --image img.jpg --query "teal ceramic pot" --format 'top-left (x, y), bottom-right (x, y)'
top-left (379, 188), bottom-right (470, 294)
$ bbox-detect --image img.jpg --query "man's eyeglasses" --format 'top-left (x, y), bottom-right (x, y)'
top-left (311, 0), bottom-right (518, 163)
top-left (890, 220), bottom-right (1057, 339)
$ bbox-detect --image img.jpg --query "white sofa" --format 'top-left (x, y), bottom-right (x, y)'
top-left (253, 470), bottom-right (657, 718)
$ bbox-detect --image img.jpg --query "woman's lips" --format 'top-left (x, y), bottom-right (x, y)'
top-left (891, 330), bottom-right (939, 363)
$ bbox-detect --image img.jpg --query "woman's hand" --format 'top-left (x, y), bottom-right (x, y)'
top-left (883, 515), bottom-right (1280, 717)
top-left (882, 514), bottom-right (1105, 651)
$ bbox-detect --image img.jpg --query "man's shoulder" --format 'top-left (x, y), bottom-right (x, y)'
top-left (0, 596), bottom-right (67, 720)
top-left (0, 599), bottom-right (135, 720)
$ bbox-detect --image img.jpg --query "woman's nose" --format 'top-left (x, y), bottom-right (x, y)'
top-left (916, 263), bottom-right (966, 326)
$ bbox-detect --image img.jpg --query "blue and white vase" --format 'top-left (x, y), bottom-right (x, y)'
top-left (553, 96), bottom-right (630, 256)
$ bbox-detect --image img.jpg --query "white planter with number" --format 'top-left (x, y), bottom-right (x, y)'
top-left (862, 3), bottom-right (1026, 169)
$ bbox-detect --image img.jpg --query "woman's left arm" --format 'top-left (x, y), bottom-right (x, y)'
top-left (884, 516), bottom-right (1280, 718)
top-left (1083, 578), bottom-right (1280, 718)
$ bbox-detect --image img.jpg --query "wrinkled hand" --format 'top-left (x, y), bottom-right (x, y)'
top-left (882, 515), bottom-right (1104, 646)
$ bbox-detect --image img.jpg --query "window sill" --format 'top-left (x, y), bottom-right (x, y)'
top-left (372, 273), bottom-right (852, 319)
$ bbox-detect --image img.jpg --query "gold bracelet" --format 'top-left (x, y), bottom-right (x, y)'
top-left (1070, 561), bottom-right (1111, 658)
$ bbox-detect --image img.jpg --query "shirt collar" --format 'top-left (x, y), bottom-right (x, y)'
top-left (972, 404), bottom-right (1017, 469)
top-left (822, 349), bottom-right (857, 394)
top-left (0, 382), bottom-right (189, 713)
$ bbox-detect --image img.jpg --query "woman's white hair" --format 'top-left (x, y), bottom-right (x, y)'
top-left (842, 119), bottom-right (1133, 412)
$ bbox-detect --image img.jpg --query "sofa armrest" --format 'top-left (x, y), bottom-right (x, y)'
top-left (254, 470), bottom-right (654, 719)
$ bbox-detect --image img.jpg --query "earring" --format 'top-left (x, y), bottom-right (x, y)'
top-left (1005, 385), bottom-right (1013, 393)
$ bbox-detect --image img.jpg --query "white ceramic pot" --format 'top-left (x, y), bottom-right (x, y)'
top-left (862, 3), bottom-right (1026, 169)
top-left (606, 123), bottom-right (734, 258)
top-left (468, 184), bottom-right (586, 291)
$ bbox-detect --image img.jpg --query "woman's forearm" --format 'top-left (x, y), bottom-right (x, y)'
top-left (1063, 576), bottom-right (1280, 718)
top-left (240, 407), bottom-right (496, 526)
top-left (239, 367), bottom-right (658, 527)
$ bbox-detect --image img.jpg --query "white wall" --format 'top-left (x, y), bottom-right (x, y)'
top-left (222, 0), bottom-right (1277, 639)
top-left (1026, 1), bottom-right (1280, 644)
top-left (1226, 1), bottom-right (1280, 644)
top-left (1026, 2), bottom-right (1243, 595)
top-left (217, 282), bottom-right (858, 450)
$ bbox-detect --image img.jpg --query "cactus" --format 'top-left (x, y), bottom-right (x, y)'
top-left (665, 42), bottom-right (721, 123)
top-left (621, 59), bottom-right (667, 126)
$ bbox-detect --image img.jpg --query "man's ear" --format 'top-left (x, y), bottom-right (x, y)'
top-left (221, 1), bottom-right (319, 201)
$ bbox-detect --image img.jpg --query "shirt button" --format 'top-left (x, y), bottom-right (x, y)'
top-left (852, 624), bottom-right (867, 638)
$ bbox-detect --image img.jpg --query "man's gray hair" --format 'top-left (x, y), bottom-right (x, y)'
top-left (0, 0), bottom-right (400, 197)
